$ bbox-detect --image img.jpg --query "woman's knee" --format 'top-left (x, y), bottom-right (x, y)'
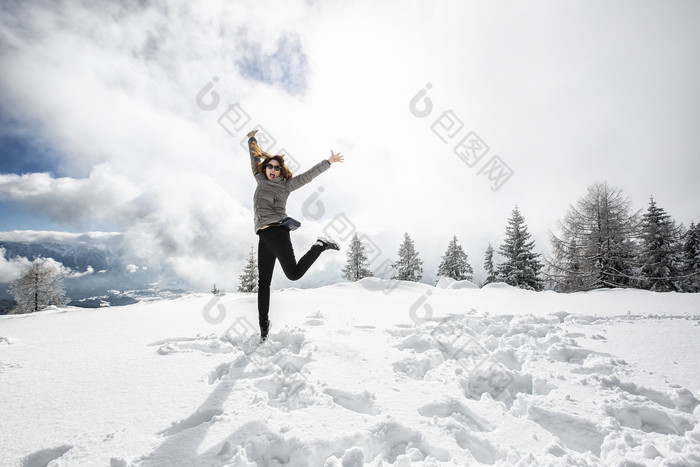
top-left (282, 269), bottom-right (302, 281)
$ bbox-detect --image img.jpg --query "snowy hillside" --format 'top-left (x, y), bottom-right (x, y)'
top-left (1, 280), bottom-right (699, 466)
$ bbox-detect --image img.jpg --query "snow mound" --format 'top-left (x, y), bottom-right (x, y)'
top-left (480, 281), bottom-right (520, 291)
top-left (353, 276), bottom-right (432, 294)
top-left (447, 280), bottom-right (479, 290)
top-left (435, 276), bottom-right (455, 289)
top-left (435, 276), bottom-right (478, 290)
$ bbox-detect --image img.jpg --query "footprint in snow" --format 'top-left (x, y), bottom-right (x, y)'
top-left (605, 403), bottom-right (695, 436)
top-left (304, 310), bottom-right (327, 327)
top-left (20, 445), bottom-right (73, 467)
top-left (454, 430), bottom-right (501, 465)
top-left (386, 323), bottom-right (416, 338)
top-left (569, 355), bottom-right (625, 376)
top-left (323, 387), bottom-right (380, 415)
top-left (304, 318), bottom-right (325, 326)
top-left (149, 334), bottom-right (237, 355)
top-left (208, 326), bottom-right (316, 387)
top-left (546, 342), bottom-right (610, 365)
top-left (460, 364), bottom-right (533, 407)
top-left (0, 361), bottom-right (22, 373)
top-left (417, 398), bottom-right (494, 432)
top-left (392, 350), bottom-right (445, 380)
top-left (365, 422), bottom-right (451, 464)
top-left (527, 405), bottom-right (606, 456)
top-left (255, 371), bottom-right (314, 411)
top-left (159, 407), bottom-right (224, 437)
top-left (596, 375), bottom-right (699, 413)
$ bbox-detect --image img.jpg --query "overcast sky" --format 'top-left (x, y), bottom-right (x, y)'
top-left (1, 0), bottom-right (699, 290)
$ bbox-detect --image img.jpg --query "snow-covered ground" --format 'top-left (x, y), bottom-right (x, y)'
top-left (1, 279), bottom-right (699, 466)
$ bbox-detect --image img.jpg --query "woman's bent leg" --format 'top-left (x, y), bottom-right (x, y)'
top-left (265, 227), bottom-right (323, 281)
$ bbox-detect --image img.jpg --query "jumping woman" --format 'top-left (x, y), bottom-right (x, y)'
top-left (247, 129), bottom-right (344, 342)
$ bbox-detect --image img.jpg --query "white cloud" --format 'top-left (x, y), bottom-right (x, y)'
top-left (0, 164), bottom-right (141, 228)
top-left (0, 247), bottom-right (31, 282)
top-left (66, 265), bottom-right (94, 279)
top-left (1, 0), bottom-right (699, 289)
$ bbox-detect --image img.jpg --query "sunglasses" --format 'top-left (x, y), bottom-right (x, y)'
top-left (265, 164), bottom-right (281, 172)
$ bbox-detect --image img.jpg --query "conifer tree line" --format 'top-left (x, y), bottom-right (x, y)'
top-left (339, 207), bottom-right (544, 290)
top-left (235, 181), bottom-right (699, 293)
top-left (335, 181), bottom-right (699, 292)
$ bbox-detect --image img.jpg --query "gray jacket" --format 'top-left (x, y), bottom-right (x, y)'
top-left (250, 137), bottom-right (330, 232)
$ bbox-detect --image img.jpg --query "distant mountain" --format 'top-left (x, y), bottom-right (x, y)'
top-left (0, 231), bottom-right (189, 312)
top-left (0, 239), bottom-right (116, 272)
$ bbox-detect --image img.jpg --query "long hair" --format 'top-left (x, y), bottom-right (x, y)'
top-left (251, 139), bottom-right (293, 180)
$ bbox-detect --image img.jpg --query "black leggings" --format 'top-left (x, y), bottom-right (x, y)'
top-left (257, 226), bottom-right (323, 328)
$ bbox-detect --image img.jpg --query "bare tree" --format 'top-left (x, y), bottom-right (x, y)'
top-left (548, 182), bottom-right (639, 291)
top-left (9, 258), bottom-right (69, 314)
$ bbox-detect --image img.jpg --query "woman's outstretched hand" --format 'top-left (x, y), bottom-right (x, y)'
top-left (328, 149), bottom-right (344, 164)
top-left (246, 129), bottom-right (259, 139)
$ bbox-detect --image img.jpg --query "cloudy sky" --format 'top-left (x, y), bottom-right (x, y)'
top-left (1, 0), bottom-right (699, 290)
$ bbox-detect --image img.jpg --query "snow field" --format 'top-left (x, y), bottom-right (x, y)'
top-left (1, 279), bottom-right (699, 466)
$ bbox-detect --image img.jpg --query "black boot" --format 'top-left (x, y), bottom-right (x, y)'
top-left (315, 236), bottom-right (339, 251)
top-left (260, 319), bottom-right (271, 343)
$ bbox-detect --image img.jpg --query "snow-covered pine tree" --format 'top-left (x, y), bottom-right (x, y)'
top-left (483, 243), bottom-right (497, 286)
top-left (548, 181), bottom-right (639, 290)
top-left (9, 257), bottom-right (69, 314)
top-left (211, 284), bottom-right (220, 294)
top-left (638, 197), bottom-right (683, 291)
top-left (497, 206), bottom-right (544, 291)
top-left (391, 233), bottom-right (423, 282)
top-left (342, 233), bottom-right (374, 281)
top-left (436, 235), bottom-right (473, 282)
top-left (237, 245), bottom-right (259, 293)
top-left (680, 222), bottom-right (700, 292)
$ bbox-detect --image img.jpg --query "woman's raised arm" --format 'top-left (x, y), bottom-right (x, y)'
top-left (287, 148), bottom-right (343, 192)
top-left (247, 129), bottom-right (262, 176)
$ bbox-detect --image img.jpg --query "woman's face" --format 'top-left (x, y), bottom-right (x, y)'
top-left (265, 160), bottom-right (281, 180)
